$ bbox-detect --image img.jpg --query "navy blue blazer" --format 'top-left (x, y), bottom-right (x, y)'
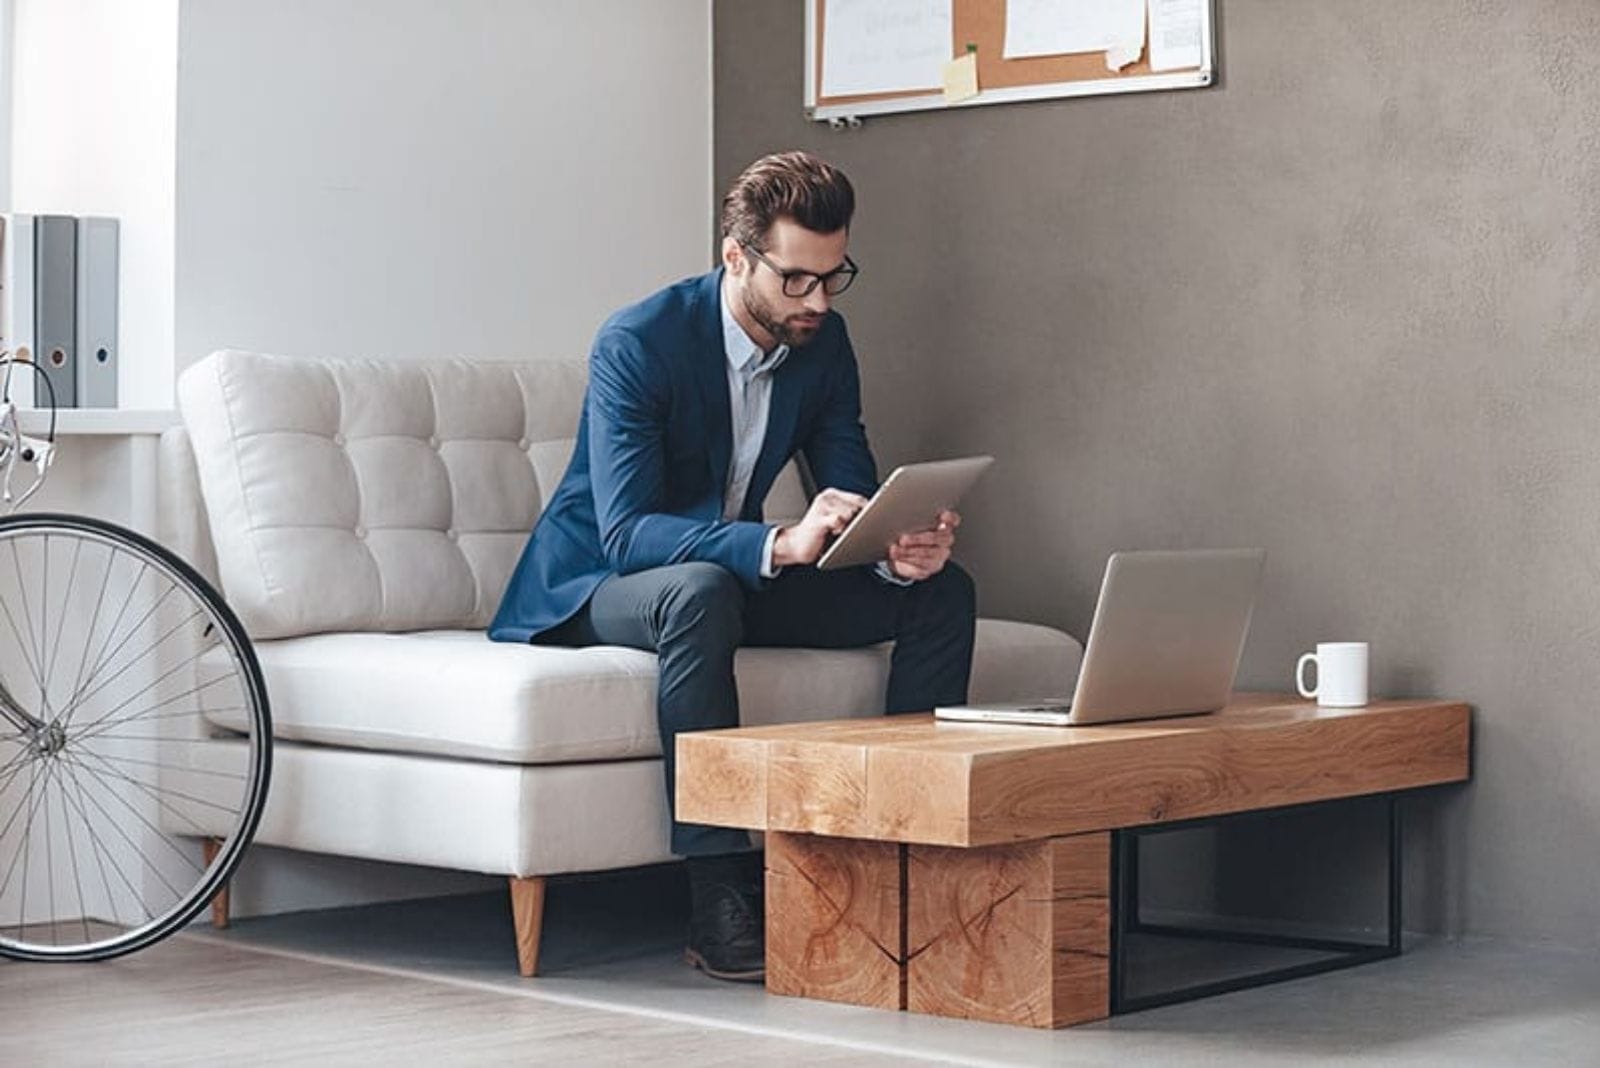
top-left (488, 268), bottom-right (880, 643)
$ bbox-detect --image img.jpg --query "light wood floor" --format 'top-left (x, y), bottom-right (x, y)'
top-left (14, 884), bottom-right (1600, 1067)
top-left (4, 935), bottom-right (936, 1066)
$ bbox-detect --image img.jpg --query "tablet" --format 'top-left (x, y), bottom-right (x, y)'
top-left (816, 456), bottom-right (994, 570)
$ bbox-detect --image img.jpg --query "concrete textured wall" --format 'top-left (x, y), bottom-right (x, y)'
top-left (715, 1), bottom-right (1600, 944)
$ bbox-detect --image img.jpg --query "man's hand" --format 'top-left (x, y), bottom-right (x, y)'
top-left (886, 510), bottom-right (960, 582)
top-left (772, 488), bottom-right (870, 567)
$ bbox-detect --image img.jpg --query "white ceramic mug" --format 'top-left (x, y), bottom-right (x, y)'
top-left (1296, 642), bottom-right (1369, 707)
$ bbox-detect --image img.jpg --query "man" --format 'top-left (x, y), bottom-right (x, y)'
top-left (490, 151), bottom-right (976, 981)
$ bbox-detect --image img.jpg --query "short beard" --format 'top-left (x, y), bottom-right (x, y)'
top-left (741, 284), bottom-right (822, 350)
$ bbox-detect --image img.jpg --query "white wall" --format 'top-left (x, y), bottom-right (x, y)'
top-left (173, 0), bottom-right (714, 916)
top-left (0, 1), bottom-right (15, 209)
top-left (7, 0), bottom-right (178, 410)
top-left (176, 0), bottom-right (715, 371)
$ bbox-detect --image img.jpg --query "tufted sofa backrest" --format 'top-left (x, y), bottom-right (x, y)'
top-left (176, 350), bottom-right (809, 640)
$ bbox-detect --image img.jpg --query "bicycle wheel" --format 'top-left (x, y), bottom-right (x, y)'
top-left (0, 513), bottom-right (270, 961)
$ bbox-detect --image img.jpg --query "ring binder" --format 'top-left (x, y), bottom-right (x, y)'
top-left (34, 214), bottom-right (77, 408)
top-left (76, 217), bottom-right (118, 408)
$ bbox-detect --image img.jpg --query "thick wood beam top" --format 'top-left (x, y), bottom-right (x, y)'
top-left (677, 694), bottom-right (1470, 847)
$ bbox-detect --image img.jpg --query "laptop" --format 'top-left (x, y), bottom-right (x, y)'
top-left (936, 548), bottom-right (1266, 727)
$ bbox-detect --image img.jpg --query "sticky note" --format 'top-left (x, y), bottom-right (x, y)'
top-left (942, 51), bottom-right (978, 103)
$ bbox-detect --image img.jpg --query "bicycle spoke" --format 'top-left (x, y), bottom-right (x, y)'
top-left (66, 600), bottom-right (198, 720)
top-left (0, 754), bottom-right (43, 863)
top-left (57, 758), bottom-right (150, 928)
top-left (73, 734), bottom-right (246, 747)
top-left (62, 559), bottom-right (151, 727)
top-left (71, 671), bottom-right (241, 748)
top-left (0, 759), bottom-right (46, 933)
top-left (58, 767), bottom-right (92, 944)
top-left (70, 701), bottom-right (249, 741)
top-left (0, 749), bottom-right (38, 803)
top-left (39, 534), bottom-right (50, 714)
top-left (65, 621), bottom-right (215, 739)
top-left (54, 752), bottom-right (188, 901)
top-left (71, 667), bottom-right (240, 744)
top-left (62, 585), bottom-right (181, 729)
top-left (0, 576), bottom-right (49, 704)
top-left (10, 539), bottom-right (46, 705)
top-left (44, 749), bottom-right (57, 944)
top-left (63, 757), bottom-right (125, 931)
top-left (0, 762), bottom-right (32, 814)
top-left (65, 747), bottom-right (220, 860)
top-left (16, 760), bottom-right (41, 938)
top-left (74, 749), bottom-right (247, 782)
top-left (68, 742), bottom-right (243, 817)
top-left (67, 747), bottom-right (227, 842)
top-left (76, 554), bottom-right (150, 694)
top-left (42, 538), bottom-right (84, 701)
top-left (0, 744), bottom-right (32, 789)
top-left (67, 545), bottom-right (120, 729)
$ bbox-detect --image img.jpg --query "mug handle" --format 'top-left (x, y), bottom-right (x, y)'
top-left (1296, 653), bottom-right (1318, 699)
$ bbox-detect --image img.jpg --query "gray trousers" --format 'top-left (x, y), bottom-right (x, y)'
top-left (537, 561), bottom-right (977, 856)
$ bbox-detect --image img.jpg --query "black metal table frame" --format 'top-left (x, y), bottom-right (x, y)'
top-left (1109, 792), bottom-right (1403, 1014)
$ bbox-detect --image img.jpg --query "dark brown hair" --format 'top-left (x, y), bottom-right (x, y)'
top-left (719, 151), bottom-right (855, 252)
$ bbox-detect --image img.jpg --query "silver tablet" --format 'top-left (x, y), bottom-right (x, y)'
top-left (816, 456), bottom-right (994, 571)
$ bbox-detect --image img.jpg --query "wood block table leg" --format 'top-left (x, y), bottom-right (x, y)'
top-left (906, 832), bottom-right (1111, 1028)
top-left (765, 831), bottom-right (904, 1009)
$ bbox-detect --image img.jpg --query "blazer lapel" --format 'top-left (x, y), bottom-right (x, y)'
top-left (691, 269), bottom-right (734, 498)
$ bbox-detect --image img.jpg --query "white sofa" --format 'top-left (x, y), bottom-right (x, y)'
top-left (162, 349), bottom-right (1083, 976)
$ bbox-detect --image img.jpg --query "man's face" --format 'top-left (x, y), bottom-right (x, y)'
top-left (726, 218), bottom-right (850, 350)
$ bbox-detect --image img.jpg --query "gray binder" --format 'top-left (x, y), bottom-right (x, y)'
top-left (33, 214), bottom-right (76, 408)
top-left (75, 217), bottom-right (118, 408)
top-left (1, 214), bottom-right (36, 377)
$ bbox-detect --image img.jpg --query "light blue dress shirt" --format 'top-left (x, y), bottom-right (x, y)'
top-left (719, 283), bottom-right (911, 585)
top-left (719, 286), bottom-right (788, 577)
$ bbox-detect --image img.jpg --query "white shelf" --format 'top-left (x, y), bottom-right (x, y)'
top-left (16, 408), bottom-right (178, 436)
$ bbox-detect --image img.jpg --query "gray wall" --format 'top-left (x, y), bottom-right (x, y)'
top-left (715, 1), bottom-right (1600, 945)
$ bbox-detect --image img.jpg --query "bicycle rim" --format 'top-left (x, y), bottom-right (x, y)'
top-left (0, 513), bottom-right (270, 961)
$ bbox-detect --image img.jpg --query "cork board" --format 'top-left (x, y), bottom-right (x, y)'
top-left (806, 1), bottom-right (1214, 121)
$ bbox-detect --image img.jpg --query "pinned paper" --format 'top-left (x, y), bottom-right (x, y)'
top-left (1105, 1), bottom-right (1146, 71)
top-left (822, 0), bottom-right (954, 97)
top-left (942, 50), bottom-right (978, 103)
top-left (1148, 0), bottom-right (1203, 71)
top-left (1105, 40), bottom-right (1143, 72)
top-left (1004, 0), bottom-right (1143, 60)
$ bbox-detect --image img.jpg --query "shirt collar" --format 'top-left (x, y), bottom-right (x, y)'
top-left (720, 280), bottom-right (789, 376)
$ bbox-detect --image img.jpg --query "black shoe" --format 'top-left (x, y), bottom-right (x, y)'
top-left (684, 852), bottom-right (765, 982)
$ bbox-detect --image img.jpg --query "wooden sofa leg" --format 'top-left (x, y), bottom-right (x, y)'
top-left (509, 876), bottom-right (547, 977)
top-left (202, 838), bottom-right (230, 928)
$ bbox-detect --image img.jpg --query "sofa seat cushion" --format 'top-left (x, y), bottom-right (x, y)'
top-left (221, 619), bottom-right (1081, 764)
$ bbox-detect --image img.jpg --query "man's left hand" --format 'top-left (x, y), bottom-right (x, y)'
top-left (887, 510), bottom-right (960, 582)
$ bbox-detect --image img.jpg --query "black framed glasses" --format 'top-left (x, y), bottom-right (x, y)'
top-left (742, 244), bottom-right (859, 298)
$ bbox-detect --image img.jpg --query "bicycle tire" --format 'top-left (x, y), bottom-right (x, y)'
top-left (0, 513), bottom-right (270, 961)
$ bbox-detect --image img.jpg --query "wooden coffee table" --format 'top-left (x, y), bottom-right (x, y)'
top-left (676, 693), bottom-right (1470, 1028)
